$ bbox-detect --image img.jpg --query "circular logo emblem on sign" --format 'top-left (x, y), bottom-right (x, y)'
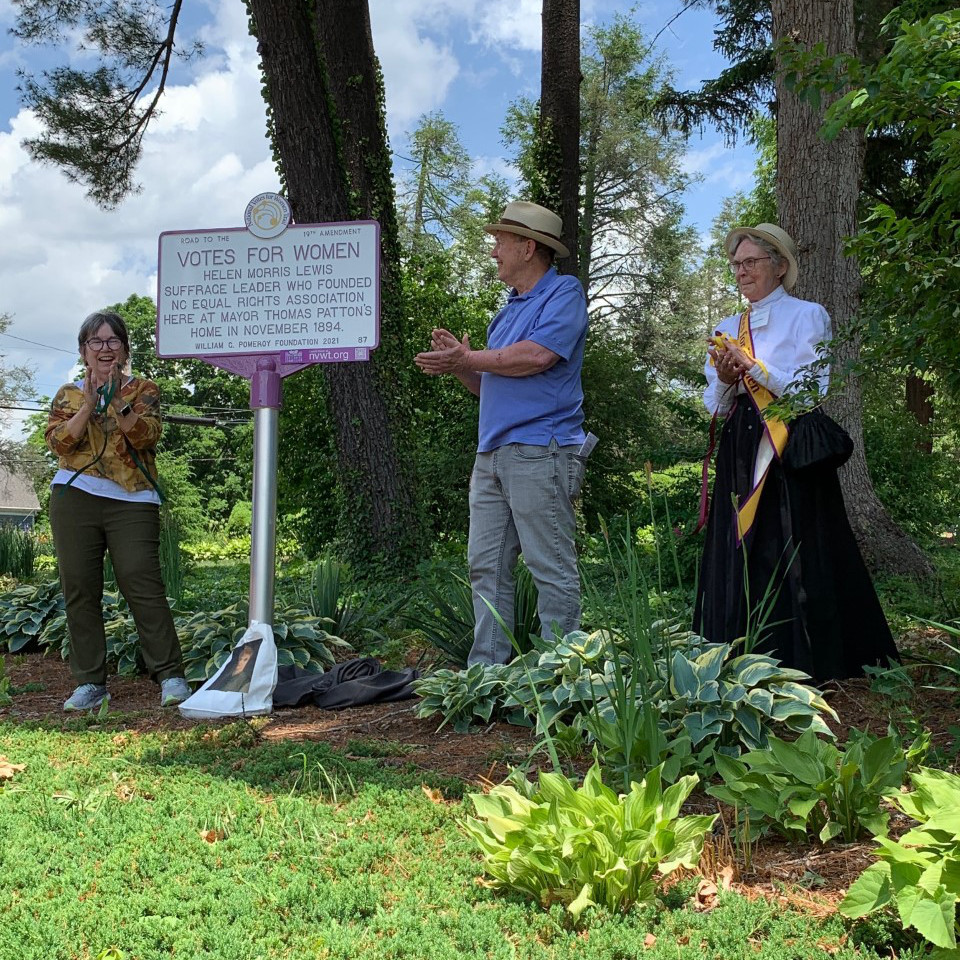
top-left (244, 192), bottom-right (291, 239)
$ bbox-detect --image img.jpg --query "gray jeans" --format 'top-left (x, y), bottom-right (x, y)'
top-left (466, 441), bottom-right (585, 665)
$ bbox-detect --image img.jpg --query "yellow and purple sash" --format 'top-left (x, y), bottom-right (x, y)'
top-left (733, 309), bottom-right (789, 543)
top-left (697, 309), bottom-right (789, 544)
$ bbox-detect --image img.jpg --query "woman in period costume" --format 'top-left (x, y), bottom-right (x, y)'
top-left (693, 223), bottom-right (899, 682)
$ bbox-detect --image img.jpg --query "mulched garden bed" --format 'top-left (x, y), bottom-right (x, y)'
top-left (3, 636), bottom-right (958, 913)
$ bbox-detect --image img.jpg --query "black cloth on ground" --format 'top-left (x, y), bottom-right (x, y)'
top-left (693, 401), bottom-right (899, 682)
top-left (273, 657), bottom-right (420, 709)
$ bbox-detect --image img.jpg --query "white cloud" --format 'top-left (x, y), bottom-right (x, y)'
top-left (470, 0), bottom-right (542, 51)
top-left (0, 0), bottom-right (276, 428)
top-left (370, 2), bottom-right (462, 135)
top-left (683, 140), bottom-right (756, 190)
top-left (471, 154), bottom-right (519, 185)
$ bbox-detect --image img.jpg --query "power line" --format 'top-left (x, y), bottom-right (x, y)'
top-left (0, 332), bottom-right (77, 355)
top-left (0, 399), bottom-right (253, 417)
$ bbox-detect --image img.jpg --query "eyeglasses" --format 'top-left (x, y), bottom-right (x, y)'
top-left (729, 256), bottom-right (771, 273)
top-left (85, 337), bottom-right (123, 351)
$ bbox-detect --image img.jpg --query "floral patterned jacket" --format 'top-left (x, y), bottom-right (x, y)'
top-left (45, 377), bottom-right (163, 493)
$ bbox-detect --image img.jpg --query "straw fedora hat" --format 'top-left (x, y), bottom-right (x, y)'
top-left (725, 222), bottom-right (799, 292)
top-left (485, 201), bottom-right (570, 258)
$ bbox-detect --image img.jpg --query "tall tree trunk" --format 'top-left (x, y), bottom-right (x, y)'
top-left (540, 0), bottom-right (581, 275)
top-left (771, 0), bottom-right (933, 580)
top-left (247, 0), bottom-right (425, 569)
top-left (316, 0), bottom-right (425, 566)
top-left (906, 374), bottom-right (934, 454)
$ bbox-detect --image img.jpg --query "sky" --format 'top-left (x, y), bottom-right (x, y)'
top-left (0, 0), bottom-right (757, 435)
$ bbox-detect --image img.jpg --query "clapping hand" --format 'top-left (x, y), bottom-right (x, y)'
top-left (414, 328), bottom-right (471, 376)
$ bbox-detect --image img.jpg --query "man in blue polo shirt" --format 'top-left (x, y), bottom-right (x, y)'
top-left (415, 200), bottom-right (590, 665)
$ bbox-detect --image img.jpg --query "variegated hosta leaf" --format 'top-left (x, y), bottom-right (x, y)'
top-left (464, 761), bottom-right (716, 921)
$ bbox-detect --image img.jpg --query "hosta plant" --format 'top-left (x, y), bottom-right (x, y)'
top-left (178, 603), bottom-right (351, 683)
top-left (584, 641), bottom-right (838, 780)
top-left (659, 643), bottom-right (839, 761)
top-left (708, 727), bottom-right (928, 844)
top-left (463, 760), bottom-right (717, 922)
top-left (37, 589), bottom-right (145, 676)
top-left (502, 630), bottom-right (619, 730)
top-left (103, 593), bottom-right (144, 676)
top-left (413, 663), bottom-right (515, 733)
top-left (841, 767), bottom-right (960, 952)
top-left (0, 580), bottom-right (65, 653)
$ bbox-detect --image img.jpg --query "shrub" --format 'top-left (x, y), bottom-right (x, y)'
top-left (225, 501), bottom-right (253, 537)
top-left (628, 461), bottom-right (703, 585)
top-left (182, 535), bottom-right (253, 562)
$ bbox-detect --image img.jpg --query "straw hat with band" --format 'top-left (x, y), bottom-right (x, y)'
top-left (725, 222), bottom-right (799, 293)
top-left (485, 201), bottom-right (570, 259)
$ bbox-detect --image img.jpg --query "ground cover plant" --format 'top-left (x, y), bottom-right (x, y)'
top-left (0, 718), bottom-right (925, 960)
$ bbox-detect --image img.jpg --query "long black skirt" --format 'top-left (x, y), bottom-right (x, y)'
top-left (693, 401), bottom-right (899, 682)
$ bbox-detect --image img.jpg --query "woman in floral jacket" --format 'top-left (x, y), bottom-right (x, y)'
top-left (46, 310), bottom-right (190, 711)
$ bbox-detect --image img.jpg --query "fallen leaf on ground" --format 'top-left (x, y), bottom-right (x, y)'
top-left (0, 756), bottom-right (25, 780)
top-left (694, 879), bottom-right (719, 911)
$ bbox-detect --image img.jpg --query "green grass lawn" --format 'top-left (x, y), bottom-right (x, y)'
top-left (0, 719), bottom-right (912, 960)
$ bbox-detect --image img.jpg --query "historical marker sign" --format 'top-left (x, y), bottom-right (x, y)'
top-left (156, 219), bottom-right (380, 364)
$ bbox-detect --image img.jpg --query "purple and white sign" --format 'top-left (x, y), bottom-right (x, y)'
top-left (156, 220), bottom-right (380, 362)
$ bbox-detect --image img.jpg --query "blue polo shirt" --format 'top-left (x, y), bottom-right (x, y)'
top-left (477, 268), bottom-right (588, 453)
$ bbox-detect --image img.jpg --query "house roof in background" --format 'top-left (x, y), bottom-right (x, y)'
top-left (0, 465), bottom-right (40, 513)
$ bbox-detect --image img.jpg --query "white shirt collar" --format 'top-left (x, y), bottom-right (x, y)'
top-left (747, 284), bottom-right (787, 328)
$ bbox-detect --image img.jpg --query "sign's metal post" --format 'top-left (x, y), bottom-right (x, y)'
top-left (249, 357), bottom-right (281, 625)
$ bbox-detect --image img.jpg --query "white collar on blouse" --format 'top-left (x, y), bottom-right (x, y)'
top-left (746, 284), bottom-right (788, 329)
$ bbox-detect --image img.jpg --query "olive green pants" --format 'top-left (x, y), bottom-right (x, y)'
top-left (50, 485), bottom-right (183, 685)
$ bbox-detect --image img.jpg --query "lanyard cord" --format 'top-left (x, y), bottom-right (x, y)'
top-left (59, 378), bottom-right (116, 492)
top-left (94, 378), bottom-right (117, 414)
top-left (122, 436), bottom-right (165, 503)
top-left (59, 419), bottom-right (110, 494)
top-left (60, 379), bottom-right (116, 492)
top-left (58, 379), bottom-right (164, 502)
